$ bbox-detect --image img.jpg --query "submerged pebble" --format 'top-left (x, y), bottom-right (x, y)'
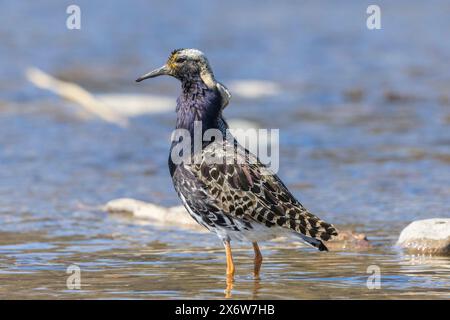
top-left (326, 230), bottom-right (371, 251)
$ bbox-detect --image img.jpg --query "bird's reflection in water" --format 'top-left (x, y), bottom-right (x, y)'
top-left (225, 276), bottom-right (234, 298)
top-left (252, 279), bottom-right (262, 299)
top-left (224, 277), bottom-right (262, 299)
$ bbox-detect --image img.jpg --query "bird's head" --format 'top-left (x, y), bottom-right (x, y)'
top-left (136, 48), bottom-right (215, 84)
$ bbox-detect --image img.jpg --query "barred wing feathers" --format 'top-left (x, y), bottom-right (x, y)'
top-left (183, 141), bottom-right (338, 250)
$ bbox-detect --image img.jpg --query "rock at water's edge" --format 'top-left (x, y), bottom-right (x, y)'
top-left (397, 218), bottom-right (450, 255)
top-left (104, 198), bottom-right (206, 232)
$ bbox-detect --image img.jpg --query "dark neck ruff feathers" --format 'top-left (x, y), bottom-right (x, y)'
top-left (176, 76), bottom-right (226, 136)
top-left (169, 77), bottom-right (228, 175)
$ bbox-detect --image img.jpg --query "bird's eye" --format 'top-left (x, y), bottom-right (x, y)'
top-left (175, 57), bottom-right (186, 63)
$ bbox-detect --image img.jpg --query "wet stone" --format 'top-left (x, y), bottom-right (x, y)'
top-left (397, 218), bottom-right (450, 255)
top-left (326, 230), bottom-right (371, 251)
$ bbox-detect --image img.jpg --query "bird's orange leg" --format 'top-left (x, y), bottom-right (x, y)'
top-left (224, 240), bottom-right (235, 298)
top-left (252, 242), bottom-right (263, 279)
top-left (224, 240), bottom-right (235, 278)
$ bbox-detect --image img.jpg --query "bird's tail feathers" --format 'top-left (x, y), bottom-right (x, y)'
top-left (296, 233), bottom-right (329, 251)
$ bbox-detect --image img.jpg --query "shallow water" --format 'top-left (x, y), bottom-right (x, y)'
top-left (0, 0), bottom-right (449, 299)
top-left (0, 217), bottom-right (448, 299)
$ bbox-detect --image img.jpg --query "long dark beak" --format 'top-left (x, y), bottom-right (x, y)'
top-left (135, 65), bottom-right (170, 82)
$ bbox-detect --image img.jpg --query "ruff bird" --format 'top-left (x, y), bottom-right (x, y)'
top-left (136, 49), bottom-right (338, 281)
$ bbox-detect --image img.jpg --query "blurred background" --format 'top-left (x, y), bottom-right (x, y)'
top-left (0, 0), bottom-right (449, 299)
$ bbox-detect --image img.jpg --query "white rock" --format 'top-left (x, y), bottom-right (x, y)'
top-left (397, 218), bottom-right (450, 255)
top-left (104, 198), bottom-right (206, 232)
top-left (96, 93), bottom-right (174, 116)
top-left (228, 80), bottom-right (281, 98)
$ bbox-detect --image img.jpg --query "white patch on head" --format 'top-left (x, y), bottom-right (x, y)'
top-left (178, 48), bottom-right (206, 60)
top-left (177, 48), bottom-right (217, 89)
